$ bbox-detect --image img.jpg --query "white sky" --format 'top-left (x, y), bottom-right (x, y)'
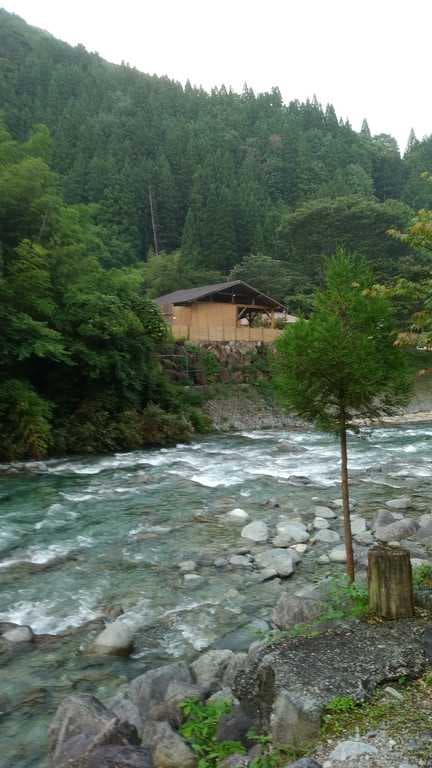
top-left (2, 0), bottom-right (431, 151)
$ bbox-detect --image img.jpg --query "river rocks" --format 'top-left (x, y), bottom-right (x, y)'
top-left (329, 739), bottom-right (378, 760)
top-left (191, 650), bottom-right (234, 693)
top-left (416, 519), bottom-right (432, 540)
top-left (272, 593), bottom-right (323, 631)
top-left (375, 518), bottom-right (419, 542)
top-left (330, 498), bottom-right (357, 510)
top-left (101, 746), bottom-right (153, 767)
top-left (141, 720), bottom-right (196, 768)
top-left (314, 529), bottom-right (340, 544)
top-left (313, 518), bottom-right (330, 530)
top-left (213, 620), bottom-right (268, 653)
top-left (354, 530), bottom-right (375, 546)
top-left (284, 760), bottom-right (322, 768)
top-left (275, 522), bottom-right (309, 545)
top-left (350, 517), bottom-right (367, 535)
top-left (271, 689), bottom-right (322, 747)
top-left (90, 620), bottom-right (134, 656)
top-left (254, 549), bottom-right (296, 577)
top-left (229, 555), bottom-right (253, 567)
top-left (207, 687), bottom-right (238, 706)
top-left (225, 509), bottom-right (250, 522)
top-left (183, 574), bottom-right (203, 587)
top-left (2, 625), bottom-right (33, 643)
top-left (148, 682), bottom-right (204, 727)
top-left (48, 694), bottom-right (139, 765)
top-left (219, 754), bottom-right (249, 768)
top-left (216, 704), bottom-right (255, 748)
top-left (241, 521), bottom-right (269, 543)
top-left (222, 653), bottom-right (248, 686)
top-left (257, 567), bottom-right (278, 582)
top-left (373, 509), bottom-right (401, 529)
top-left (292, 543), bottom-right (308, 554)
top-left (328, 545), bottom-right (347, 562)
top-left (109, 693), bottom-right (144, 735)
top-left (129, 662), bottom-right (192, 719)
top-left (313, 506), bottom-right (337, 519)
top-left (178, 561), bottom-right (197, 572)
top-left (385, 495), bottom-right (412, 510)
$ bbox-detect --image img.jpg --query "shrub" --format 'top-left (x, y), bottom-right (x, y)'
top-left (0, 379), bottom-right (53, 460)
top-left (180, 698), bottom-right (245, 768)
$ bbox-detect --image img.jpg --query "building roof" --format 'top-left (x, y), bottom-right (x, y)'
top-left (155, 280), bottom-right (286, 310)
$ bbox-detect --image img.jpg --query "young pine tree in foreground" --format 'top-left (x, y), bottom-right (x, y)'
top-left (273, 250), bottom-right (413, 581)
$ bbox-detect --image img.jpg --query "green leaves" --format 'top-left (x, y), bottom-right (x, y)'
top-left (0, 124), bottom-right (178, 459)
top-left (179, 699), bottom-right (245, 768)
top-left (273, 250), bottom-right (413, 430)
top-left (0, 380), bottom-right (53, 460)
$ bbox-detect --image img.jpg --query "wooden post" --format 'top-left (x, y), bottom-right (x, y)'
top-left (368, 544), bottom-right (414, 619)
top-left (340, 416), bottom-right (355, 583)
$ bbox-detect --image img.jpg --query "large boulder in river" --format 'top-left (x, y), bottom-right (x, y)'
top-left (372, 509), bottom-right (398, 530)
top-left (141, 720), bottom-right (196, 768)
top-left (48, 694), bottom-right (140, 766)
top-left (254, 548), bottom-right (296, 577)
top-left (240, 521), bottom-right (269, 542)
top-left (224, 508), bottom-right (250, 523)
top-left (375, 518), bottom-right (418, 543)
top-left (385, 495), bottom-right (412, 510)
top-left (313, 529), bottom-right (340, 544)
top-left (274, 522), bottom-right (309, 545)
top-left (416, 519), bottom-right (432, 541)
top-left (128, 662), bottom-right (192, 720)
top-left (191, 649), bottom-right (234, 693)
top-left (91, 620), bottom-right (134, 656)
top-left (328, 545), bottom-right (347, 562)
top-left (2, 625), bottom-right (33, 643)
top-left (272, 592), bottom-right (324, 631)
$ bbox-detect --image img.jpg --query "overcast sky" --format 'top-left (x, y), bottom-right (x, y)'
top-left (2, 0), bottom-right (431, 151)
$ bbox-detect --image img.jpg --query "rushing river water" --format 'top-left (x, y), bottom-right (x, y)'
top-left (1, 425), bottom-right (432, 767)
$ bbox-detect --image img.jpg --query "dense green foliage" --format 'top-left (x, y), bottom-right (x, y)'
top-left (273, 252), bottom-right (413, 429)
top-left (0, 123), bottom-right (201, 460)
top-left (2, 8), bottom-right (432, 310)
top-left (180, 699), bottom-right (245, 768)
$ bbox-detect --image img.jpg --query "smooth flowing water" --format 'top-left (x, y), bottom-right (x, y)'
top-left (1, 425), bottom-right (432, 767)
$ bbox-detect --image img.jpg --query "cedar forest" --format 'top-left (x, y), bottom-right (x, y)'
top-left (1, 8), bottom-right (432, 461)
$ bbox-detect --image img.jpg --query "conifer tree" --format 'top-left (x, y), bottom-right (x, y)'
top-left (273, 250), bottom-right (412, 581)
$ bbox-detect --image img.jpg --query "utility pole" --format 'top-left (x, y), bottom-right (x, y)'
top-left (148, 185), bottom-right (160, 257)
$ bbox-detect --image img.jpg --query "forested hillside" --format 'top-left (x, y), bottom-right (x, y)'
top-left (2, 8), bottom-right (432, 308)
top-left (1, 8), bottom-right (432, 460)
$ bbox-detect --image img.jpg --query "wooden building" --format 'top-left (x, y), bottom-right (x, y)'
top-left (155, 280), bottom-right (297, 343)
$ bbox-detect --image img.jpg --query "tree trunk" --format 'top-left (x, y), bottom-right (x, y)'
top-left (340, 420), bottom-right (355, 583)
top-left (368, 544), bottom-right (414, 619)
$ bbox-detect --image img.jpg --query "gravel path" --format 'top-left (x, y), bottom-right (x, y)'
top-left (310, 675), bottom-right (432, 768)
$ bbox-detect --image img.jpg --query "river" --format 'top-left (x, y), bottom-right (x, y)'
top-left (1, 425), bottom-right (432, 767)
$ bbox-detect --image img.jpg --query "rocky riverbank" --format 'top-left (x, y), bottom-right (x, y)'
top-left (33, 489), bottom-right (432, 767)
top-left (204, 379), bottom-right (432, 433)
top-left (46, 613), bottom-right (432, 768)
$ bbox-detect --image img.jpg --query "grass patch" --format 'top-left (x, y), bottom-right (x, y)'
top-left (259, 576), bottom-right (370, 646)
top-left (180, 698), bottom-right (245, 767)
top-left (321, 672), bottom-right (432, 762)
top-left (413, 564), bottom-right (432, 590)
